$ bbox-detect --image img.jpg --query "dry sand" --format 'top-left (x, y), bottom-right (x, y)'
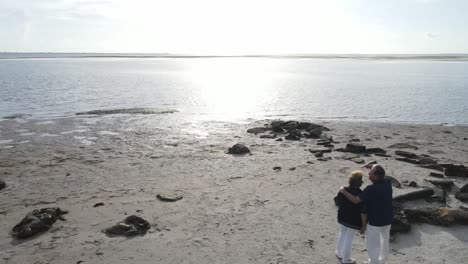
top-left (0, 115), bottom-right (468, 264)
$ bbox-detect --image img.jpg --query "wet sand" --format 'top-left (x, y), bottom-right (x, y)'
top-left (0, 115), bottom-right (468, 264)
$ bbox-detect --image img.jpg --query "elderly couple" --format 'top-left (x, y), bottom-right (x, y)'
top-left (334, 165), bottom-right (393, 264)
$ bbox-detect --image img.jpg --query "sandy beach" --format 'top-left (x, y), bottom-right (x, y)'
top-left (1, 115), bottom-right (468, 264)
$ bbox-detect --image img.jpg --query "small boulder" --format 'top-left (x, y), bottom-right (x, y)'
top-left (308, 148), bottom-right (332, 154)
top-left (408, 181), bottom-right (418, 188)
top-left (273, 166), bottom-right (282, 171)
top-left (388, 143), bottom-right (418, 150)
top-left (228, 144), bottom-right (250, 154)
top-left (306, 128), bottom-right (322, 138)
top-left (395, 157), bottom-right (419, 164)
top-left (350, 157), bottom-right (365, 164)
top-left (11, 208), bottom-right (68, 239)
top-left (0, 180), bottom-right (5, 190)
top-left (272, 125), bottom-right (285, 133)
top-left (157, 193), bottom-right (183, 202)
top-left (260, 134), bottom-right (276, 139)
top-left (405, 207), bottom-right (468, 226)
top-left (247, 127), bottom-right (267, 134)
top-left (344, 143), bottom-right (366, 153)
top-left (419, 164), bottom-right (444, 171)
top-left (104, 215), bottom-right (150, 236)
top-left (275, 138), bottom-right (283, 142)
top-left (395, 150), bottom-right (418, 159)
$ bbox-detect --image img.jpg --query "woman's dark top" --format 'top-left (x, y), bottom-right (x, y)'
top-left (334, 186), bottom-right (365, 230)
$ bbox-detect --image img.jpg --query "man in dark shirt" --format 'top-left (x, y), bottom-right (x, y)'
top-left (339, 165), bottom-right (393, 264)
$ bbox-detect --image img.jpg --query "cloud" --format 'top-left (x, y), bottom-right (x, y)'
top-left (426, 33), bottom-right (437, 39)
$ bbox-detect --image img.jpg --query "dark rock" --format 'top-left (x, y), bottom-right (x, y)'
top-left (11, 208), bottom-right (68, 239)
top-left (424, 179), bottom-right (454, 189)
top-left (289, 167), bottom-right (296, 171)
top-left (395, 150), bottom-right (418, 159)
top-left (306, 128), bottom-right (322, 138)
top-left (344, 143), bottom-right (366, 153)
top-left (395, 157), bottom-right (419, 164)
top-left (247, 127), bottom-right (267, 134)
top-left (93, 202), bottom-right (105, 208)
top-left (349, 138), bottom-right (360, 142)
top-left (388, 143), bottom-right (418, 150)
top-left (272, 125), bottom-right (285, 133)
top-left (419, 164), bottom-right (444, 171)
top-left (260, 134), bottom-right (276, 139)
top-left (391, 202), bottom-right (411, 235)
top-left (393, 189), bottom-right (435, 202)
top-left (157, 193), bottom-right (183, 202)
top-left (275, 138), bottom-right (283, 141)
top-left (273, 166), bottom-right (282, 171)
top-left (405, 208), bottom-right (468, 226)
top-left (464, 138), bottom-right (467, 140)
top-left (418, 157), bottom-right (437, 165)
top-left (297, 122), bottom-right (312, 129)
top-left (317, 140), bottom-right (331, 145)
top-left (104, 215), bottom-right (150, 236)
top-left (324, 144), bottom-right (335, 148)
top-left (285, 134), bottom-right (300, 141)
top-left (317, 157), bottom-right (331, 161)
top-left (385, 175), bottom-right (402, 188)
top-left (0, 180), bottom-right (5, 190)
top-left (228, 144), bottom-right (251, 154)
top-left (306, 161), bottom-right (314, 164)
top-left (314, 152), bottom-right (324, 158)
top-left (366, 148), bottom-right (386, 154)
top-left (308, 148), bottom-right (332, 154)
top-left (455, 192), bottom-right (468, 202)
top-left (460, 183), bottom-right (468, 193)
top-left (408, 181), bottom-right (418, 188)
top-left (444, 164), bottom-right (468, 178)
top-left (335, 148), bottom-right (346, 152)
top-left (429, 172), bottom-right (444, 178)
top-left (374, 153), bottom-right (391, 157)
top-left (304, 123), bottom-right (330, 132)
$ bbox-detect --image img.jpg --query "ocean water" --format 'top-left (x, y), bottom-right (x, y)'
top-left (1, 56), bottom-right (467, 125)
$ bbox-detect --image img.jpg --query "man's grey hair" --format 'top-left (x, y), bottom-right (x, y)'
top-left (372, 165), bottom-right (386, 179)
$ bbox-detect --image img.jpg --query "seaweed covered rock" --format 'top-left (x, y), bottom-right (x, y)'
top-left (227, 144), bottom-right (250, 154)
top-left (104, 215), bottom-right (151, 236)
top-left (11, 208), bottom-right (68, 239)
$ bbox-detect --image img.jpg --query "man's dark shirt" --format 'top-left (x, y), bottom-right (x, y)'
top-left (335, 186), bottom-right (365, 230)
top-left (359, 179), bottom-right (393, 226)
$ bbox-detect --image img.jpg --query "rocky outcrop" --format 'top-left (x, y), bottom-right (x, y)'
top-left (424, 179), bottom-right (454, 189)
top-left (11, 208), bottom-right (68, 239)
top-left (104, 215), bottom-right (151, 236)
top-left (227, 144), bottom-right (251, 154)
top-left (395, 150), bottom-right (418, 158)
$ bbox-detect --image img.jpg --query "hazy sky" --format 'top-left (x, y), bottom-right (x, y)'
top-left (1, 0), bottom-right (467, 54)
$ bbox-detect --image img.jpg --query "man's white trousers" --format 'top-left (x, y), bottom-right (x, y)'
top-left (366, 224), bottom-right (391, 264)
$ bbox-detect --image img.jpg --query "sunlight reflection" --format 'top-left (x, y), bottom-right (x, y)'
top-left (185, 58), bottom-right (279, 119)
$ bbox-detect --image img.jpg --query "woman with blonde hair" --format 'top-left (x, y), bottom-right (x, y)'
top-left (334, 171), bottom-right (366, 264)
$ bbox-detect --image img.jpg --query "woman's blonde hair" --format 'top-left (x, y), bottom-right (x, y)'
top-left (349, 170), bottom-right (364, 187)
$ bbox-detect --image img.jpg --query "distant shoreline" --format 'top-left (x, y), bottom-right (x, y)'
top-left (2, 53), bottom-right (468, 61)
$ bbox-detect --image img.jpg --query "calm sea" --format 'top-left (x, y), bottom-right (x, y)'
top-left (1, 55), bottom-right (467, 125)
